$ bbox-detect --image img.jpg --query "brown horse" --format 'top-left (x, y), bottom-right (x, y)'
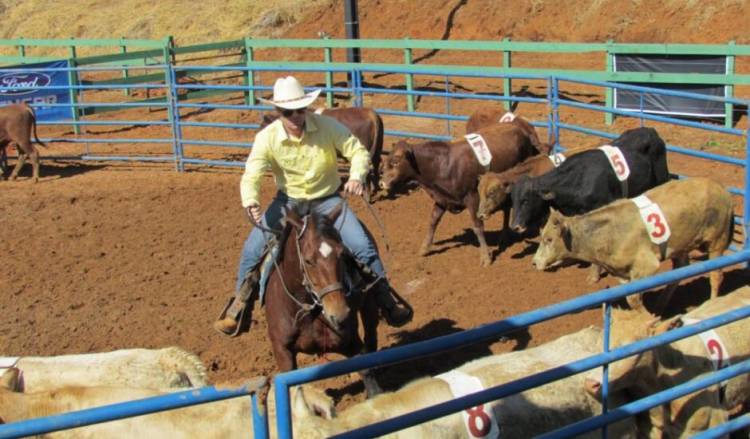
top-left (264, 204), bottom-right (381, 396)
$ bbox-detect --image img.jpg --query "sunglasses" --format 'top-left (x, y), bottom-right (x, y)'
top-left (278, 108), bottom-right (307, 118)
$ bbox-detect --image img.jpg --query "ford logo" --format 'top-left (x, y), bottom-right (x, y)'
top-left (0, 72), bottom-right (52, 96)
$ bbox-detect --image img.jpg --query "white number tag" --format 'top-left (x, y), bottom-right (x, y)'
top-left (682, 317), bottom-right (731, 393)
top-left (437, 370), bottom-right (500, 439)
top-left (498, 112), bottom-right (516, 123)
top-left (465, 133), bottom-right (493, 169)
top-left (548, 152), bottom-right (566, 167)
top-left (598, 145), bottom-right (630, 181)
top-left (631, 195), bottom-right (671, 245)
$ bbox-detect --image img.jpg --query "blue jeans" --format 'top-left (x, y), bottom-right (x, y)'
top-left (234, 191), bottom-right (386, 292)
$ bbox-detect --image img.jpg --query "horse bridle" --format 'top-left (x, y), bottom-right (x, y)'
top-left (294, 216), bottom-right (344, 308)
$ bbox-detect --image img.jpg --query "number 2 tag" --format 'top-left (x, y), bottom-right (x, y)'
top-left (599, 145), bottom-right (630, 181)
top-left (632, 195), bottom-right (671, 245)
top-left (437, 370), bottom-right (500, 438)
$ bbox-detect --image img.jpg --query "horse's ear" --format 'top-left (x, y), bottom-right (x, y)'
top-left (327, 202), bottom-right (344, 223)
top-left (284, 207), bottom-right (303, 229)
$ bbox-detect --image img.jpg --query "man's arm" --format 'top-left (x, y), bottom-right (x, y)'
top-left (330, 120), bottom-right (370, 184)
top-left (240, 131), bottom-right (272, 209)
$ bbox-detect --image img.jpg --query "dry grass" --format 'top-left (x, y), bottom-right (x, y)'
top-left (0, 0), bottom-right (331, 56)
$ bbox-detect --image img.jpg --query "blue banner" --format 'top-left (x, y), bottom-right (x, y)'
top-left (0, 60), bottom-right (74, 121)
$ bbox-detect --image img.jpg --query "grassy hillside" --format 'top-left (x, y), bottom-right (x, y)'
top-left (0, 0), bottom-right (330, 45)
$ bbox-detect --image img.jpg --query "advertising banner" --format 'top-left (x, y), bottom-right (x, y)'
top-left (613, 54), bottom-right (727, 118)
top-left (0, 60), bottom-right (74, 121)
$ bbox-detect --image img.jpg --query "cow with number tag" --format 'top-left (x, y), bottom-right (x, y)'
top-left (465, 108), bottom-right (553, 155)
top-left (380, 122), bottom-right (541, 266)
top-left (510, 127), bottom-right (670, 236)
top-left (532, 178), bottom-right (733, 312)
top-left (477, 146), bottom-right (591, 224)
top-left (293, 326), bottom-right (637, 438)
top-left (583, 286), bottom-right (750, 438)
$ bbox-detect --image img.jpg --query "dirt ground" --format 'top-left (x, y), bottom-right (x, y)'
top-left (3, 0), bottom-right (750, 412)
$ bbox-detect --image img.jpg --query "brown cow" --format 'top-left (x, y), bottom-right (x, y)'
top-left (532, 178), bottom-right (734, 312)
top-left (0, 103), bottom-right (46, 182)
top-left (380, 122), bottom-right (540, 266)
top-left (477, 147), bottom-right (590, 222)
top-left (466, 108), bottom-right (552, 155)
top-left (261, 106), bottom-right (384, 201)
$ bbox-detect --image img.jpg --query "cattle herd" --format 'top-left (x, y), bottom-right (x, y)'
top-left (1, 104), bottom-right (749, 437)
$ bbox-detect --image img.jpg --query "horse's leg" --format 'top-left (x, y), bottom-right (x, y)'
top-left (272, 343), bottom-right (297, 372)
top-left (420, 203), bottom-right (445, 256)
top-left (358, 294), bottom-right (382, 397)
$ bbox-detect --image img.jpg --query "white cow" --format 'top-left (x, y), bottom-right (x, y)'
top-left (293, 326), bottom-right (637, 438)
top-left (0, 369), bottom-right (332, 438)
top-left (585, 285), bottom-right (750, 438)
top-left (0, 347), bottom-right (208, 392)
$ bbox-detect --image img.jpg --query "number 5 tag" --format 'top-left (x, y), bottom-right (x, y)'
top-left (599, 145), bottom-right (630, 181)
top-left (632, 195), bottom-right (671, 245)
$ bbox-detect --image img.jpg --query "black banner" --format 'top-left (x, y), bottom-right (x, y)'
top-left (613, 54), bottom-right (727, 117)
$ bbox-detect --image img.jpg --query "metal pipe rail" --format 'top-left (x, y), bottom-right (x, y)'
top-left (273, 250), bottom-right (750, 438)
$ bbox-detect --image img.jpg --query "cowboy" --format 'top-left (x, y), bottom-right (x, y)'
top-left (214, 76), bottom-right (413, 336)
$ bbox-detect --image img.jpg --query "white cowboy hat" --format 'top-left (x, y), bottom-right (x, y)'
top-left (258, 76), bottom-right (321, 110)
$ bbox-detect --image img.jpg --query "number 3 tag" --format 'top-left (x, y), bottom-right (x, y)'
top-left (599, 145), bottom-right (630, 181)
top-left (632, 195), bottom-right (671, 245)
top-left (437, 370), bottom-right (500, 438)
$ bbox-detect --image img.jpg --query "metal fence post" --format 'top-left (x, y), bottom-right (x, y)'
top-left (605, 39), bottom-right (614, 126)
top-left (243, 37), bottom-right (255, 106)
top-left (404, 38), bottom-right (415, 112)
top-left (120, 37), bottom-right (130, 96)
top-left (725, 40), bottom-right (735, 129)
top-left (252, 393), bottom-right (269, 438)
top-left (502, 37), bottom-right (512, 111)
top-left (17, 37), bottom-right (25, 60)
top-left (324, 35), bottom-right (334, 108)
top-left (67, 41), bottom-right (81, 135)
top-left (167, 64), bottom-right (184, 172)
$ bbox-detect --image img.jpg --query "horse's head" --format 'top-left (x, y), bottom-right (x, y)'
top-left (285, 204), bottom-right (351, 331)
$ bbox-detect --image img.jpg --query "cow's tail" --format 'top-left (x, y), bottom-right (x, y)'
top-left (25, 104), bottom-right (47, 148)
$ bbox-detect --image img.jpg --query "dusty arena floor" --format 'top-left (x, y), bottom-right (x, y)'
top-left (2, 110), bottom-right (749, 409)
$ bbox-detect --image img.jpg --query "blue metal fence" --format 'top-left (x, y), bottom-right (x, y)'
top-left (2, 62), bottom-right (750, 438)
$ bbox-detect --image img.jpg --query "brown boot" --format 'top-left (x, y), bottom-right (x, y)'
top-left (372, 280), bottom-right (413, 327)
top-left (213, 297), bottom-right (247, 336)
top-left (214, 269), bottom-right (260, 337)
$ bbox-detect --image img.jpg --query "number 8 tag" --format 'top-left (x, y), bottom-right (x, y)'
top-left (632, 195), bottom-right (671, 245)
top-left (437, 370), bottom-right (500, 438)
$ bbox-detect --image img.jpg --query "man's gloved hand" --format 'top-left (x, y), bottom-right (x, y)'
top-left (246, 203), bottom-right (262, 224)
top-left (344, 179), bottom-right (364, 197)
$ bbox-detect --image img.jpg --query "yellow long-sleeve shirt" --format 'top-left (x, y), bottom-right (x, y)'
top-left (240, 113), bottom-right (371, 207)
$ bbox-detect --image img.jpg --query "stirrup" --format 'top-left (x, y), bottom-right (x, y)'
top-left (380, 286), bottom-right (414, 327)
top-left (214, 297), bottom-right (249, 337)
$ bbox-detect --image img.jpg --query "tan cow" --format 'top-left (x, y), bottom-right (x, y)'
top-left (584, 286), bottom-right (750, 437)
top-left (532, 178), bottom-right (734, 311)
top-left (0, 347), bottom-right (208, 392)
top-left (0, 370), bottom-right (332, 438)
top-left (0, 103), bottom-right (46, 182)
top-left (293, 327), bottom-right (637, 438)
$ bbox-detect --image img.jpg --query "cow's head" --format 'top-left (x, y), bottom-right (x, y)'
top-left (510, 175), bottom-right (552, 233)
top-left (531, 208), bottom-right (572, 271)
top-left (380, 140), bottom-right (417, 193)
top-left (584, 308), bottom-right (680, 400)
top-left (478, 173), bottom-right (513, 220)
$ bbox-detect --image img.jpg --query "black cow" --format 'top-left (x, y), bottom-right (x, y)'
top-left (510, 127), bottom-right (670, 234)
